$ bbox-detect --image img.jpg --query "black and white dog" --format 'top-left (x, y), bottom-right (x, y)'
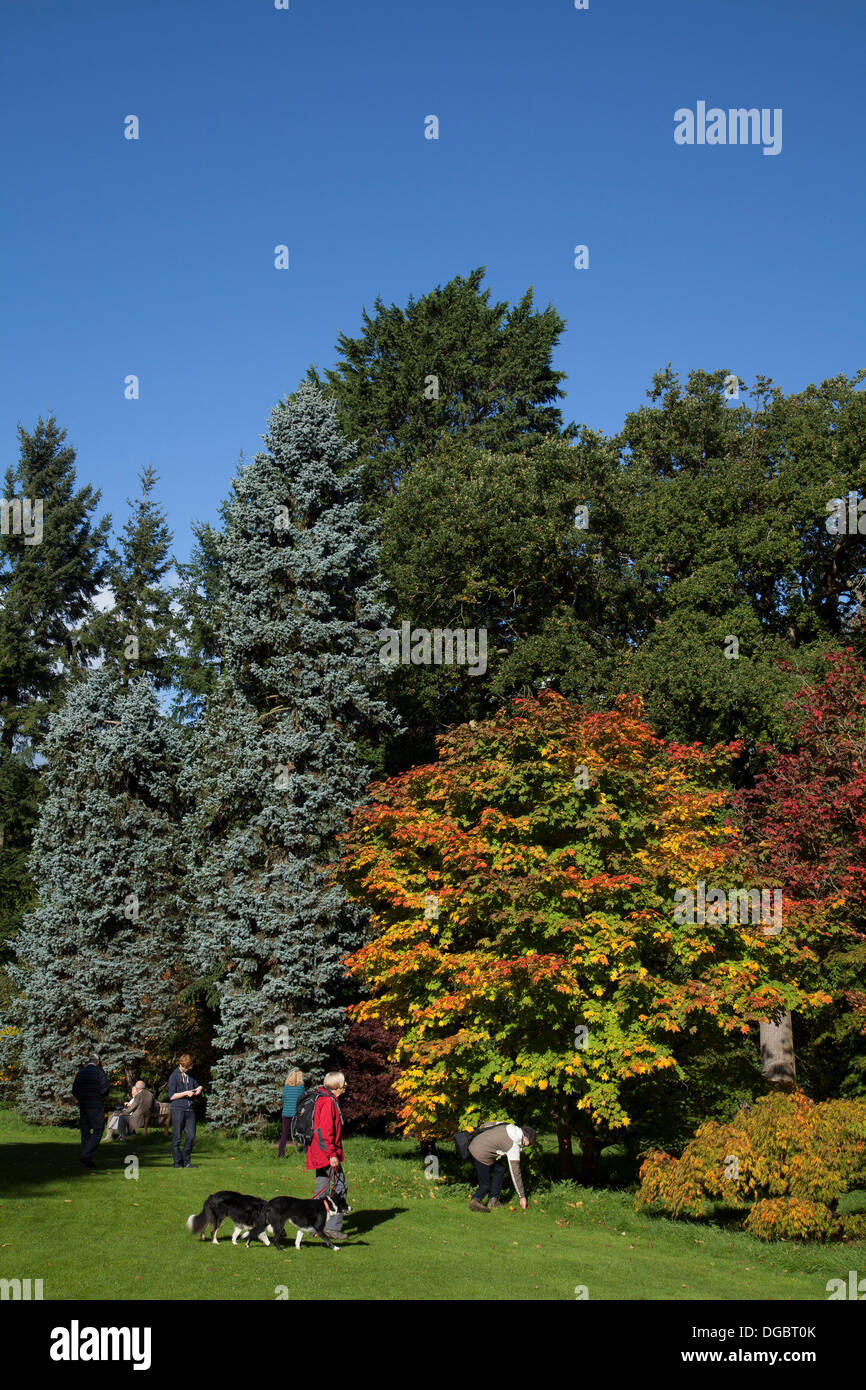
top-left (245, 1192), bottom-right (352, 1252)
top-left (186, 1191), bottom-right (274, 1246)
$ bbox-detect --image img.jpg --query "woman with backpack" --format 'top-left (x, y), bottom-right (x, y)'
top-left (295, 1071), bottom-right (350, 1242)
top-left (277, 1068), bottom-right (306, 1157)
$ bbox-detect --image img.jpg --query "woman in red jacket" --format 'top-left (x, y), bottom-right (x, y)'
top-left (307, 1071), bottom-right (349, 1241)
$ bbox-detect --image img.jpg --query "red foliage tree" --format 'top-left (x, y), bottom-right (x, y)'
top-left (333, 1017), bottom-right (402, 1134)
top-left (735, 649), bottom-right (866, 1096)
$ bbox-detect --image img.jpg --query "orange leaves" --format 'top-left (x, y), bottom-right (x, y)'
top-left (637, 1091), bottom-right (866, 1240)
top-left (337, 692), bottom-right (800, 1138)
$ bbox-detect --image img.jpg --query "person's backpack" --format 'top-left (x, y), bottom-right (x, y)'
top-left (454, 1121), bottom-right (506, 1161)
top-left (291, 1087), bottom-right (335, 1151)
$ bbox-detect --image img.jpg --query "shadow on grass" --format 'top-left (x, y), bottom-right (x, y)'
top-left (0, 1134), bottom-right (184, 1194)
top-left (636, 1203), bottom-right (748, 1234)
top-left (381, 1135), bottom-right (640, 1193)
top-left (346, 1205), bottom-right (407, 1235)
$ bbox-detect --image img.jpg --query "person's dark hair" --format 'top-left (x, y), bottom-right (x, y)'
top-left (521, 1125), bottom-right (537, 1146)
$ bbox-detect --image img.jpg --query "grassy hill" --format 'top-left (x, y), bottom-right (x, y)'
top-left (0, 1110), bottom-right (861, 1301)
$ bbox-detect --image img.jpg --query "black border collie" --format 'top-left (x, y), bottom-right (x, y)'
top-left (244, 1192), bottom-right (352, 1252)
top-left (186, 1191), bottom-right (273, 1245)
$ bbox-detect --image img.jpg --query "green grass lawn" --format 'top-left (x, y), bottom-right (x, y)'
top-left (0, 1109), bottom-right (861, 1301)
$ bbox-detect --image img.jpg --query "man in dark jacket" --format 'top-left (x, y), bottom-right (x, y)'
top-left (72, 1054), bottom-right (110, 1169)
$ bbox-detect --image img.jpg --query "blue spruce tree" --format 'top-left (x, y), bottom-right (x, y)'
top-left (183, 383), bottom-right (396, 1133)
top-left (10, 671), bottom-right (187, 1121)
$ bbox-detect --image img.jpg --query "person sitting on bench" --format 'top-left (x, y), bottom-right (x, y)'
top-left (113, 1080), bottom-right (154, 1139)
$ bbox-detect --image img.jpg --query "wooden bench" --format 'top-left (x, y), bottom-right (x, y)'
top-left (141, 1101), bottom-right (172, 1137)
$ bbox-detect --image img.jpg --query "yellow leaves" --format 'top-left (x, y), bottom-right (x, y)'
top-left (538, 1079), bottom-right (548, 1091)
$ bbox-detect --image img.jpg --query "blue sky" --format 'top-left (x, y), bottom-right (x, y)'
top-left (2, 0), bottom-right (863, 564)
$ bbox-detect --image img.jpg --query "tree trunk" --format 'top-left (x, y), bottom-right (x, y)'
top-left (760, 1013), bottom-right (796, 1087)
top-left (579, 1129), bottom-right (602, 1184)
top-left (556, 1123), bottom-right (575, 1179)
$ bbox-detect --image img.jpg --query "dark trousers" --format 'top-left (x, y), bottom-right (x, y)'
top-left (313, 1165), bottom-right (347, 1232)
top-left (171, 1108), bottom-right (196, 1166)
top-left (115, 1114), bottom-right (133, 1139)
top-left (277, 1117), bottom-right (293, 1157)
top-left (473, 1157), bottom-right (506, 1203)
top-left (79, 1107), bottom-right (104, 1163)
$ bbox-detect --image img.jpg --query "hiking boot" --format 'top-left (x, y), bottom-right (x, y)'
top-left (487, 1198), bottom-right (502, 1209)
top-left (468, 1198), bottom-right (489, 1213)
top-left (326, 1231), bottom-right (348, 1242)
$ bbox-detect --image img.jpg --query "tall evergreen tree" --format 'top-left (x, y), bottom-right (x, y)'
top-left (308, 267), bottom-right (570, 500)
top-left (8, 671), bottom-right (187, 1122)
top-left (169, 456), bottom-right (250, 726)
top-left (374, 431), bottom-right (635, 769)
top-left (611, 367), bottom-right (866, 751)
top-left (169, 518), bottom-right (226, 725)
top-left (0, 418), bottom-right (110, 963)
top-left (183, 384), bottom-right (397, 1133)
top-left (90, 465), bottom-right (175, 687)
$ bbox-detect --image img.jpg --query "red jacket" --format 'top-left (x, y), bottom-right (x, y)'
top-left (305, 1087), bottom-right (344, 1170)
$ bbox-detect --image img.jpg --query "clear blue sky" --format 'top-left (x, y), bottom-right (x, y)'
top-left (2, 0), bottom-right (863, 563)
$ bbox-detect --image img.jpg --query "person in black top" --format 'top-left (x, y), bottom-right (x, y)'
top-left (167, 1053), bottom-right (203, 1168)
top-left (71, 1054), bottom-right (110, 1169)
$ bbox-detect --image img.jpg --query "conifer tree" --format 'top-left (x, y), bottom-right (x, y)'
top-left (9, 671), bottom-right (187, 1121)
top-left (308, 267), bottom-right (570, 499)
top-left (0, 418), bottom-right (110, 964)
top-left (169, 518), bottom-right (224, 724)
top-left (183, 384), bottom-right (396, 1133)
top-left (91, 465), bottom-right (175, 687)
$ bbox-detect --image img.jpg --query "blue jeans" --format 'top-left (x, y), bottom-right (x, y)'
top-left (473, 1157), bottom-right (506, 1203)
top-left (171, 1108), bottom-right (196, 1166)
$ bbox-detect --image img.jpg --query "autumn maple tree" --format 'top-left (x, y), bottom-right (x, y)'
top-left (339, 692), bottom-right (829, 1172)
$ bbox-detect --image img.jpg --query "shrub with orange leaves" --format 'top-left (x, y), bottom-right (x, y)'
top-left (636, 1090), bottom-right (866, 1240)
